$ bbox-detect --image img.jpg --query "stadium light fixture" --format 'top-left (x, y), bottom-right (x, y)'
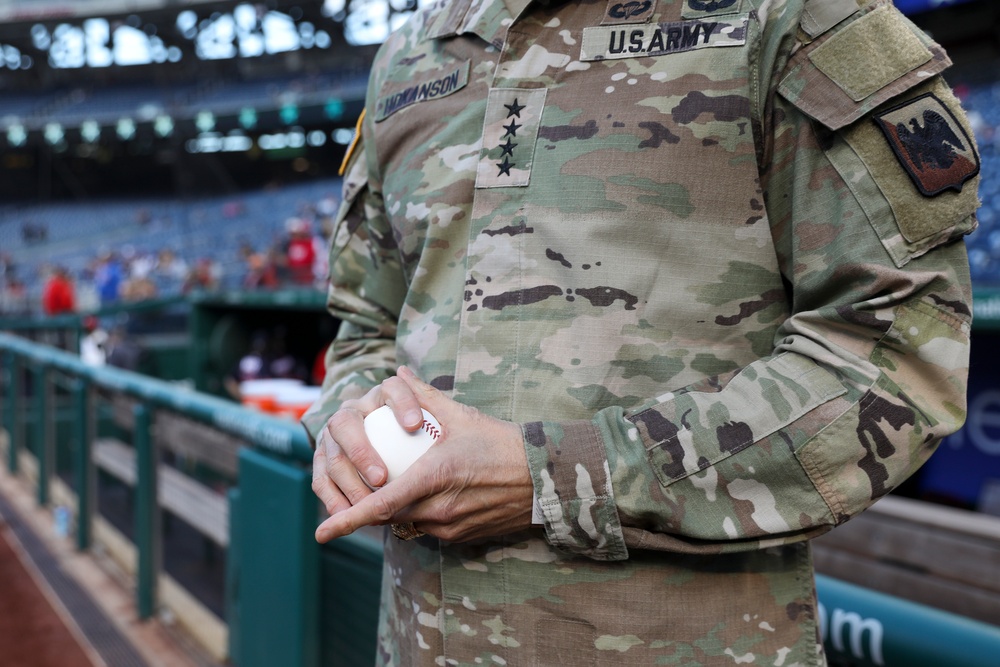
top-left (239, 107), bottom-right (258, 130)
top-left (44, 123), bottom-right (67, 152)
top-left (154, 115), bottom-right (174, 138)
top-left (280, 104), bottom-right (300, 125)
top-left (80, 120), bottom-right (100, 143)
top-left (324, 99), bottom-right (344, 120)
top-left (117, 118), bottom-right (136, 140)
top-left (307, 130), bottom-right (327, 147)
top-left (196, 111), bottom-right (215, 133)
top-left (7, 124), bottom-right (27, 147)
top-left (332, 128), bottom-right (354, 145)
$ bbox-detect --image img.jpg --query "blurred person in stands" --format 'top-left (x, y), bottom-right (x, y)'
top-left (0, 252), bottom-right (13, 285)
top-left (129, 249), bottom-right (157, 283)
top-left (21, 221), bottom-right (47, 244)
top-left (73, 267), bottom-right (100, 312)
top-left (283, 217), bottom-right (317, 285)
top-left (41, 266), bottom-right (75, 316)
top-left (119, 248), bottom-right (157, 301)
top-left (93, 250), bottom-right (124, 306)
top-left (1, 277), bottom-right (28, 316)
top-left (183, 257), bottom-right (220, 293)
top-left (242, 246), bottom-right (280, 290)
top-left (154, 248), bottom-right (188, 292)
top-left (120, 274), bottom-right (158, 301)
top-left (79, 316), bottom-right (108, 366)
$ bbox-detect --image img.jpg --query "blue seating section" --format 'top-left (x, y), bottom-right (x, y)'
top-left (0, 178), bottom-right (341, 310)
top-left (961, 83), bottom-right (1000, 284)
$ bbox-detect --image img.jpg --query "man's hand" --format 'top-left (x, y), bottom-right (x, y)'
top-left (313, 366), bottom-right (535, 544)
top-left (311, 368), bottom-right (425, 518)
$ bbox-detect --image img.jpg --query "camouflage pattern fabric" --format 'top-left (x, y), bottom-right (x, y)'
top-left (303, 0), bottom-right (978, 664)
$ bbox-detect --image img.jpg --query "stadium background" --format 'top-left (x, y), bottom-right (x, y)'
top-left (1, 1), bottom-right (1000, 666)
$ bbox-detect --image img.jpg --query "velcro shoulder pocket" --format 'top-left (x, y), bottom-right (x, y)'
top-left (778, 2), bottom-right (980, 267)
top-left (777, 1), bottom-right (950, 131)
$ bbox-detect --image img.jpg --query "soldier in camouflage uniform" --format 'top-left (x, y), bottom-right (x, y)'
top-left (304, 0), bottom-right (979, 664)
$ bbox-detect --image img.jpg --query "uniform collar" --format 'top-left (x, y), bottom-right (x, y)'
top-left (425, 0), bottom-right (518, 49)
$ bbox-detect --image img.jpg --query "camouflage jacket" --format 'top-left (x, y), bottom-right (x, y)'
top-left (303, 0), bottom-right (978, 664)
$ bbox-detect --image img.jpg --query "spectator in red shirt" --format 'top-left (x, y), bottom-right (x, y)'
top-left (284, 217), bottom-right (316, 286)
top-left (42, 266), bottom-right (75, 315)
top-left (182, 257), bottom-right (220, 294)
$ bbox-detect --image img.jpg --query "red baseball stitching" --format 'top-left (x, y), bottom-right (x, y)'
top-left (422, 420), bottom-right (441, 440)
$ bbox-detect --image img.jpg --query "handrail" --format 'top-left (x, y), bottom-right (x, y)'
top-left (0, 331), bottom-right (312, 462)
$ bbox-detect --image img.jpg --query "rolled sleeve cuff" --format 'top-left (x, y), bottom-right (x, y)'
top-left (522, 419), bottom-right (628, 561)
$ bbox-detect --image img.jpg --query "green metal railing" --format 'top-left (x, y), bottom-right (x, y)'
top-left (2, 331), bottom-right (1000, 667)
top-left (0, 331), bottom-right (323, 665)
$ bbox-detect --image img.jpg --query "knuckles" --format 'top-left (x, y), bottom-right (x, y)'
top-left (379, 375), bottom-right (407, 395)
top-left (326, 408), bottom-right (357, 435)
top-left (325, 448), bottom-right (349, 475)
top-left (369, 494), bottom-right (396, 522)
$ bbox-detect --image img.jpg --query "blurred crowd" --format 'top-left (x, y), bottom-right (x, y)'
top-left (953, 82), bottom-right (1000, 282)
top-left (0, 190), bottom-right (338, 318)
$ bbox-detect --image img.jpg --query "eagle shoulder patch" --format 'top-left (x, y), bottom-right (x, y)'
top-left (873, 92), bottom-right (980, 197)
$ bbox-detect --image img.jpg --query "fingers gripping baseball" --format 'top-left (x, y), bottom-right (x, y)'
top-left (395, 365), bottom-right (475, 432)
top-left (321, 375), bottom-right (426, 486)
top-left (311, 445), bottom-right (350, 516)
top-left (315, 367), bottom-right (534, 544)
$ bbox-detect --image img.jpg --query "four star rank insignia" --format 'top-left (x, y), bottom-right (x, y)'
top-left (476, 88), bottom-right (547, 188)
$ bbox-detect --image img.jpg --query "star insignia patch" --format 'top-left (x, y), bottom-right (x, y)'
top-left (504, 98), bottom-right (526, 118)
top-left (500, 138), bottom-right (517, 157)
top-left (503, 120), bottom-right (522, 138)
top-left (497, 156), bottom-right (515, 176)
top-left (476, 88), bottom-right (546, 188)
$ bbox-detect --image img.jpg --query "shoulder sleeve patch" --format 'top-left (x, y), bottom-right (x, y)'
top-left (808, 5), bottom-right (931, 102)
top-left (778, 3), bottom-right (951, 131)
top-left (873, 92), bottom-right (980, 198)
top-left (837, 80), bottom-right (980, 261)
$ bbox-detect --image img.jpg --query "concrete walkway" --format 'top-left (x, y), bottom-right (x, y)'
top-left (0, 464), bottom-right (213, 667)
top-left (0, 518), bottom-right (96, 667)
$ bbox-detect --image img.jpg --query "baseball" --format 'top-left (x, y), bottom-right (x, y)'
top-left (363, 405), bottom-right (442, 483)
